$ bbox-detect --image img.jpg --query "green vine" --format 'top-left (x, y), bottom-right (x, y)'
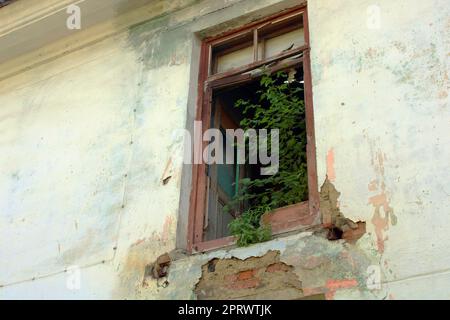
top-left (227, 70), bottom-right (308, 247)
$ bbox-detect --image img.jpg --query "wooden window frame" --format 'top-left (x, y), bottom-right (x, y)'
top-left (187, 4), bottom-right (319, 253)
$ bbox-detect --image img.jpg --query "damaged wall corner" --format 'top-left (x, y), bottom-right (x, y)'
top-left (142, 253), bottom-right (171, 288)
top-left (194, 250), bottom-right (303, 300)
top-left (319, 178), bottom-right (366, 242)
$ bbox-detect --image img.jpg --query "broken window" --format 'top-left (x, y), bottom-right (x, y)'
top-left (188, 5), bottom-right (319, 252)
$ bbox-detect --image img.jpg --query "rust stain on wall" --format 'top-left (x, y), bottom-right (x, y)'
top-left (195, 251), bottom-right (303, 300)
top-left (368, 150), bottom-right (397, 253)
top-left (326, 148), bottom-right (336, 182)
top-left (369, 190), bottom-right (394, 253)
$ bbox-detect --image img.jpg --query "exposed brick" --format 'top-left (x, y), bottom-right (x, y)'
top-left (195, 251), bottom-right (302, 300)
top-left (342, 221), bottom-right (366, 242)
top-left (237, 269), bottom-right (256, 280)
top-left (224, 269), bottom-right (260, 290)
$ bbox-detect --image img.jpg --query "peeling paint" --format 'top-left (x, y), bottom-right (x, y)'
top-left (325, 278), bottom-right (358, 299)
top-left (326, 148), bottom-right (336, 182)
top-left (368, 151), bottom-right (397, 253)
top-left (319, 178), bottom-right (366, 243)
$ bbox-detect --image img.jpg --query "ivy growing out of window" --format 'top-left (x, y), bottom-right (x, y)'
top-left (227, 70), bottom-right (308, 246)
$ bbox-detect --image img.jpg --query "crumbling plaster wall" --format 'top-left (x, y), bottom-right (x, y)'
top-left (309, 0), bottom-right (450, 299)
top-left (0, 0), bottom-right (449, 299)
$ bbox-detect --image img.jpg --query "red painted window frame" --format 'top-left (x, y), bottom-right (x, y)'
top-left (187, 4), bottom-right (319, 253)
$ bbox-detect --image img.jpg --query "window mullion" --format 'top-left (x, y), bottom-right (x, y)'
top-left (253, 28), bottom-right (259, 62)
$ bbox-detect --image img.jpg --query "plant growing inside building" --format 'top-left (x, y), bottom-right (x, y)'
top-left (227, 70), bottom-right (308, 246)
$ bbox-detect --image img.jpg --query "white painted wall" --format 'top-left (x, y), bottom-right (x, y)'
top-left (0, 24), bottom-right (187, 295)
top-left (0, 0), bottom-right (449, 299)
top-left (309, 0), bottom-right (450, 293)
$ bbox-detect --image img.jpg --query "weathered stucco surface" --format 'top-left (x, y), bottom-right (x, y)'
top-left (0, 0), bottom-right (449, 299)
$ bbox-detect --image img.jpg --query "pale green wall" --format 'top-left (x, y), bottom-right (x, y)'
top-left (0, 0), bottom-right (449, 299)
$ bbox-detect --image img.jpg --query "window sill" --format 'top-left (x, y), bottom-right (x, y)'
top-left (192, 201), bottom-right (319, 253)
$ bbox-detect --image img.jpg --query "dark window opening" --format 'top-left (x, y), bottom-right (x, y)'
top-left (0, 0), bottom-right (15, 8)
top-left (204, 66), bottom-right (307, 241)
